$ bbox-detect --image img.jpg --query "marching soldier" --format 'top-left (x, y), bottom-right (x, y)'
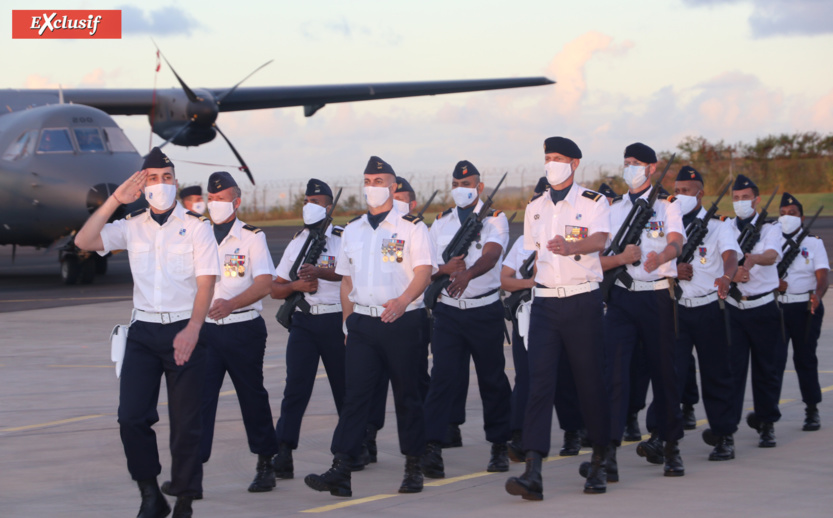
top-left (421, 160), bottom-right (512, 478)
top-left (74, 147), bottom-right (220, 518)
top-left (304, 156), bottom-right (436, 496)
top-left (727, 175), bottom-right (784, 447)
top-left (777, 193), bottom-right (828, 431)
top-left (179, 185), bottom-right (205, 215)
top-left (505, 137), bottom-right (611, 500)
top-left (271, 179), bottom-right (346, 479)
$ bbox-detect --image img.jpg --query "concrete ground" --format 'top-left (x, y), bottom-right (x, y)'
top-left (1, 294), bottom-right (832, 517)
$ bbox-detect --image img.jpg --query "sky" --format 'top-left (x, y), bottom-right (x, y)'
top-left (3, 0), bottom-right (833, 200)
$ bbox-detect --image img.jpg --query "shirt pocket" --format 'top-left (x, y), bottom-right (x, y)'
top-left (344, 242), bottom-right (364, 275)
top-left (128, 242), bottom-right (151, 274)
top-left (166, 243), bottom-right (194, 278)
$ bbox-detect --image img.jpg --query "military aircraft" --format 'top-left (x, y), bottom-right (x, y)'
top-left (0, 55), bottom-right (553, 284)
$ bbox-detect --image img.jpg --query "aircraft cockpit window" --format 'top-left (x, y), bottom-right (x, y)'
top-left (37, 128), bottom-right (74, 153)
top-left (74, 128), bottom-right (106, 153)
top-left (102, 127), bottom-right (138, 153)
top-left (1, 129), bottom-right (38, 161)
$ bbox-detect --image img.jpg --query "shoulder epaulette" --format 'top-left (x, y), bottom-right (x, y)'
top-left (581, 190), bottom-right (603, 202)
top-left (292, 228), bottom-right (304, 239)
top-left (436, 207), bottom-right (453, 220)
top-left (125, 207), bottom-right (147, 220)
top-left (528, 192), bottom-right (544, 204)
top-left (487, 209), bottom-right (503, 217)
top-left (186, 210), bottom-right (209, 222)
top-left (716, 215), bottom-right (727, 221)
top-left (242, 223), bottom-right (262, 234)
top-left (764, 218), bottom-right (777, 225)
top-left (331, 226), bottom-right (344, 237)
top-left (611, 195), bottom-right (624, 204)
top-left (658, 192), bottom-right (675, 202)
top-left (347, 214), bottom-right (362, 225)
top-left (402, 214), bottom-right (420, 224)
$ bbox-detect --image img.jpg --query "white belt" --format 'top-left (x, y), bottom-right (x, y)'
top-left (533, 282), bottom-right (599, 299)
top-left (725, 292), bottom-right (775, 310)
top-left (616, 278), bottom-right (671, 292)
top-left (352, 304), bottom-right (417, 317)
top-left (678, 292), bottom-right (719, 308)
top-left (778, 292), bottom-right (811, 304)
top-left (132, 309), bottom-right (192, 325)
top-left (206, 309), bottom-right (260, 325)
top-left (438, 291), bottom-right (500, 309)
top-left (308, 303), bottom-right (343, 315)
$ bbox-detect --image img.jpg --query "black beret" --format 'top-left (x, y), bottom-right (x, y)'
top-left (395, 176), bottom-right (415, 194)
top-left (624, 142), bottom-right (657, 164)
top-left (364, 156), bottom-right (396, 176)
top-left (544, 137), bottom-right (582, 159)
top-left (533, 176), bottom-right (549, 194)
top-left (732, 174), bottom-right (756, 192)
top-left (179, 185), bottom-right (202, 199)
top-left (597, 183), bottom-right (617, 199)
top-left (207, 171), bottom-right (238, 194)
top-left (305, 178), bottom-right (333, 198)
top-left (142, 146), bottom-right (172, 170)
top-left (780, 192), bottom-right (803, 216)
top-left (676, 166), bottom-right (703, 183)
top-left (452, 160), bottom-right (480, 179)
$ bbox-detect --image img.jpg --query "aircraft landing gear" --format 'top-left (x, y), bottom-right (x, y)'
top-left (59, 245), bottom-right (105, 285)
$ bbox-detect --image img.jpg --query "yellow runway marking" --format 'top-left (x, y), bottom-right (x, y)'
top-left (0, 414), bottom-right (104, 433)
top-left (0, 296), bottom-right (131, 303)
top-left (301, 494), bottom-right (398, 513)
top-left (424, 471), bottom-right (493, 487)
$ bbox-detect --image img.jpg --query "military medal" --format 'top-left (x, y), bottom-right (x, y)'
top-left (699, 246), bottom-right (707, 264)
top-left (658, 222), bottom-right (665, 238)
top-left (223, 266), bottom-right (230, 277)
top-left (382, 255), bottom-right (389, 262)
top-left (396, 256), bottom-right (403, 263)
top-left (802, 248), bottom-right (809, 264)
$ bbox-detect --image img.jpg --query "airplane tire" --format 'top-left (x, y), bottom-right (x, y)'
top-left (61, 256), bottom-right (80, 285)
top-left (80, 258), bottom-right (96, 284)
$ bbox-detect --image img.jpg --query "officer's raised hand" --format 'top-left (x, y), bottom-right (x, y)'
top-left (113, 170), bottom-right (148, 205)
top-left (677, 262), bottom-right (694, 281)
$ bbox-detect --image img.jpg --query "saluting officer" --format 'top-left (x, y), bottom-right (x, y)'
top-left (777, 193), bottom-right (828, 431)
top-left (600, 143), bottom-right (685, 477)
top-left (304, 156), bottom-right (436, 497)
top-left (421, 160), bottom-right (512, 478)
top-left (271, 179), bottom-right (346, 479)
top-left (188, 172), bottom-right (279, 494)
top-left (74, 147), bottom-right (220, 518)
top-left (179, 185), bottom-right (205, 215)
top-left (505, 137), bottom-right (611, 500)
top-left (727, 175), bottom-right (784, 447)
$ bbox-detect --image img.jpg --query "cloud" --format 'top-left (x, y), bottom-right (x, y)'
top-left (300, 16), bottom-right (402, 46)
top-left (22, 69), bottom-right (122, 89)
top-left (119, 5), bottom-right (203, 36)
top-left (683, 0), bottom-right (833, 37)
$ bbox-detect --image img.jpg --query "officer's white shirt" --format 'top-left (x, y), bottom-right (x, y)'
top-left (524, 183), bottom-right (610, 286)
top-left (335, 206), bottom-right (437, 310)
top-left (275, 224), bottom-right (342, 306)
top-left (781, 234), bottom-right (829, 294)
top-left (678, 208), bottom-right (742, 298)
top-left (726, 213), bottom-right (782, 296)
top-left (212, 218), bottom-right (276, 313)
top-left (430, 200), bottom-right (509, 298)
top-left (608, 188), bottom-right (685, 282)
top-left (503, 235), bottom-right (535, 280)
top-left (99, 202), bottom-right (220, 313)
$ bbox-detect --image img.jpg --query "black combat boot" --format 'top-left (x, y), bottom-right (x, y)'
top-left (682, 404), bottom-right (697, 430)
top-left (579, 428), bottom-right (592, 448)
top-left (248, 454), bottom-right (277, 492)
top-left (364, 423), bottom-right (379, 462)
top-left (559, 430), bottom-right (581, 456)
top-left (421, 441), bottom-right (445, 478)
top-left (579, 443), bottom-right (618, 483)
top-left (663, 441), bottom-right (685, 477)
top-left (487, 442), bottom-right (509, 472)
top-left (803, 405), bottom-right (821, 431)
top-left (708, 435), bottom-right (735, 461)
top-left (505, 451), bottom-right (543, 501)
top-left (583, 444), bottom-right (607, 494)
top-left (746, 411), bottom-right (761, 432)
top-left (160, 481), bottom-right (202, 501)
top-left (172, 496), bottom-right (193, 518)
top-left (272, 442), bottom-right (294, 479)
top-left (623, 412), bottom-right (642, 442)
top-left (442, 423), bottom-right (463, 448)
top-left (636, 433), bottom-right (664, 465)
top-left (398, 455), bottom-right (424, 493)
top-left (136, 478), bottom-right (170, 518)
top-left (758, 421), bottom-right (776, 448)
top-left (304, 453), bottom-right (352, 497)
top-left (507, 430), bottom-right (524, 463)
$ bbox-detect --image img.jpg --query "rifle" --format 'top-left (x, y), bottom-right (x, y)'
top-left (413, 190), bottom-right (439, 223)
top-left (777, 206), bottom-right (823, 279)
top-left (275, 188), bottom-right (342, 329)
top-left (503, 251), bottom-right (536, 321)
top-left (728, 186), bottom-right (778, 301)
top-left (423, 172), bottom-right (508, 309)
top-left (599, 154), bottom-right (676, 298)
top-left (507, 211), bottom-right (518, 225)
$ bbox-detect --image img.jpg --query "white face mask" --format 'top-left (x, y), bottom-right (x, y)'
top-left (733, 199), bottom-right (755, 219)
top-left (144, 183), bottom-right (177, 211)
top-left (364, 185), bottom-right (391, 209)
top-left (544, 161), bottom-right (573, 186)
top-left (675, 194), bottom-right (699, 216)
top-left (779, 214), bottom-right (802, 235)
top-left (393, 199), bottom-right (410, 214)
top-left (302, 202), bottom-right (328, 225)
top-left (208, 200), bottom-right (236, 224)
top-left (190, 201), bottom-right (206, 215)
top-left (451, 187), bottom-right (479, 208)
top-left (623, 164), bottom-right (648, 190)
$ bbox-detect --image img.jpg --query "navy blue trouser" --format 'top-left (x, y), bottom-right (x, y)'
top-left (276, 311), bottom-right (346, 449)
top-left (554, 356), bottom-right (586, 432)
top-left (627, 342), bottom-right (651, 416)
top-left (647, 301), bottom-right (737, 437)
top-left (424, 300), bottom-right (511, 444)
top-left (779, 300), bottom-right (824, 405)
top-left (605, 286), bottom-right (683, 444)
top-left (511, 320), bottom-right (562, 433)
top-left (331, 309), bottom-right (427, 458)
top-left (118, 320), bottom-right (205, 498)
top-left (200, 316), bottom-right (278, 462)
top-left (727, 300), bottom-right (785, 424)
top-left (523, 291), bottom-right (610, 455)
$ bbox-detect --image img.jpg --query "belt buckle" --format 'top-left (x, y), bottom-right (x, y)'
top-left (369, 306), bottom-right (380, 317)
top-left (160, 312), bottom-right (172, 325)
top-left (459, 299), bottom-right (468, 310)
top-left (684, 298), bottom-right (693, 308)
top-left (556, 287), bottom-right (567, 298)
top-left (310, 305), bottom-right (319, 316)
